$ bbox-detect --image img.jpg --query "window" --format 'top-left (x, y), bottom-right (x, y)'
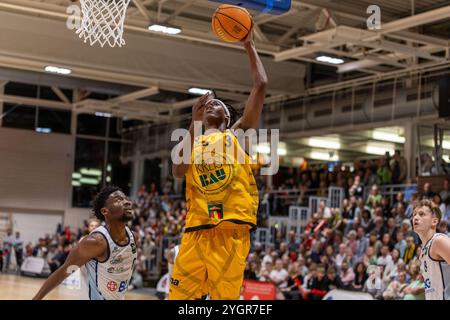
top-left (77, 113), bottom-right (107, 136)
top-left (107, 142), bottom-right (131, 195)
top-left (1, 104), bottom-right (36, 130)
top-left (38, 108), bottom-right (71, 134)
top-left (72, 138), bottom-right (105, 207)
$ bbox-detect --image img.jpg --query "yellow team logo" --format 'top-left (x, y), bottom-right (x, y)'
top-left (192, 135), bottom-right (235, 196)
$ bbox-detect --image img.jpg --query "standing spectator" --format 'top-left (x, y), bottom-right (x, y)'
top-left (13, 232), bottom-right (24, 272)
top-left (2, 230), bottom-right (14, 272)
top-left (392, 150), bottom-right (407, 184)
top-left (352, 262), bottom-right (368, 291)
top-left (377, 157), bottom-right (392, 185)
top-left (270, 259), bottom-right (289, 289)
top-left (349, 175), bottom-right (364, 198)
top-left (339, 260), bottom-right (355, 289)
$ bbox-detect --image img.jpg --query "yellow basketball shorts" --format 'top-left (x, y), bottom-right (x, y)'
top-left (168, 224), bottom-right (250, 300)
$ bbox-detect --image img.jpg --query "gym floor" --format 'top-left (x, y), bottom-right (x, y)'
top-left (0, 274), bottom-right (157, 300)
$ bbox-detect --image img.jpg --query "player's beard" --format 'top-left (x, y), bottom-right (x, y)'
top-left (121, 210), bottom-right (134, 222)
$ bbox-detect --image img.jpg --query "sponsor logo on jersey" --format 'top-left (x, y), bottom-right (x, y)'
top-left (208, 203), bottom-right (223, 219)
top-left (424, 278), bottom-right (431, 289)
top-left (112, 246), bottom-right (120, 254)
top-left (107, 281), bottom-right (118, 292)
top-left (170, 278), bottom-right (180, 286)
top-left (110, 255), bottom-right (123, 265)
top-left (130, 243), bottom-right (137, 254)
top-left (107, 266), bottom-right (125, 273)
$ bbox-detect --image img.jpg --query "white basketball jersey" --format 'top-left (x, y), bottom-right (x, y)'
top-left (81, 226), bottom-right (137, 300)
top-left (420, 233), bottom-right (450, 300)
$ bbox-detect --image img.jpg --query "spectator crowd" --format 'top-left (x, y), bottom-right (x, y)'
top-left (2, 154), bottom-right (450, 300)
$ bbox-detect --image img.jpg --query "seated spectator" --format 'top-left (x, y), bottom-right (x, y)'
top-left (402, 264), bottom-right (425, 300)
top-left (346, 230), bottom-right (358, 255)
top-left (328, 208), bottom-right (343, 231)
top-left (362, 246), bottom-right (378, 267)
top-left (421, 182), bottom-right (436, 199)
top-left (244, 261), bottom-right (258, 280)
top-left (385, 248), bottom-right (404, 280)
top-left (440, 178), bottom-right (450, 204)
top-left (352, 262), bottom-right (368, 291)
top-left (403, 236), bottom-right (416, 265)
top-left (270, 259), bottom-right (289, 289)
top-left (363, 265), bottom-right (385, 299)
top-left (373, 217), bottom-right (387, 240)
top-left (437, 221), bottom-right (449, 237)
top-left (307, 265), bottom-right (329, 300)
top-left (327, 266), bottom-right (344, 290)
top-left (281, 263), bottom-right (305, 300)
top-left (339, 260), bottom-right (355, 289)
top-left (383, 271), bottom-right (408, 300)
top-left (360, 209), bottom-right (374, 233)
top-left (377, 245), bottom-right (393, 271)
top-left (258, 261), bottom-right (273, 282)
top-left (433, 194), bottom-right (446, 217)
top-left (394, 231), bottom-right (407, 258)
top-left (297, 256), bottom-right (309, 278)
top-left (355, 227), bottom-right (369, 259)
top-left (335, 244), bottom-right (347, 270)
top-left (405, 193), bottom-right (418, 218)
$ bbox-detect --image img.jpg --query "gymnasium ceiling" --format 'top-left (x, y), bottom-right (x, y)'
top-left (0, 0), bottom-right (449, 122)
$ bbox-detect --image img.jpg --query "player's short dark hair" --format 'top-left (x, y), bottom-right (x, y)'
top-left (92, 186), bottom-right (122, 221)
top-left (413, 199), bottom-right (442, 223)
top-left (211, 90), bottom-right (241, 128)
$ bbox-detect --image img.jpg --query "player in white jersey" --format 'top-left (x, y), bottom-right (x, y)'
top-left (413, 199), bottom-right (450, 300)
top-left (33, 186), bottom-right (138, 300)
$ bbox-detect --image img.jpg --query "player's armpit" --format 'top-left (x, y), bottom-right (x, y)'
top-left (432, 235), bottom-right (450, 264)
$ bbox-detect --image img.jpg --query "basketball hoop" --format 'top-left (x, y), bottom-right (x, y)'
top-left (76, 0), bottom-right (131, 47)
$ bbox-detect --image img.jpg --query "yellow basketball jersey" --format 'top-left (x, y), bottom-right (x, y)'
top-left (184, 129), bottom-right (258, 232)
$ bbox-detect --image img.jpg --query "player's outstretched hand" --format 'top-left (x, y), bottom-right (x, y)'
top-left (192, 92), bottom-right (212, 122)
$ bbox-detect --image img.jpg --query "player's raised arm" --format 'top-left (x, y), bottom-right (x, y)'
top-left (432, 235), bottom-right (450, 264)
top-left (232, 30), bottom-right (268, 131)
top-left (32, 233), bottom-right (107, 300)
top-left (172, 92), bottom-right (212, 178)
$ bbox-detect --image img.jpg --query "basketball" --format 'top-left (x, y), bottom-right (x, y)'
top-left (212, 5), bottom-right (253, 42)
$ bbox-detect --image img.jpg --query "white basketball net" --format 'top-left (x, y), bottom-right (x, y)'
top-left (76, 0), bottom-right (131, 47)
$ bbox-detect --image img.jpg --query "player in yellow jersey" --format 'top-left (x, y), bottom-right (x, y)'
top-left (169, 29), bottom-right (267, 300)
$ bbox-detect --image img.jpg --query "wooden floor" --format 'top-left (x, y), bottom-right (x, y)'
top-left (0, 274), bottom-right (157, 300)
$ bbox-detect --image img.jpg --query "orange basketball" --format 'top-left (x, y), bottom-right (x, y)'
top-left (212, 5), bottom-right (253, 42)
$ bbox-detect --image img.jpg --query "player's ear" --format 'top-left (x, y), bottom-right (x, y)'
top-left (100, 207), bottom-right (109, 219)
